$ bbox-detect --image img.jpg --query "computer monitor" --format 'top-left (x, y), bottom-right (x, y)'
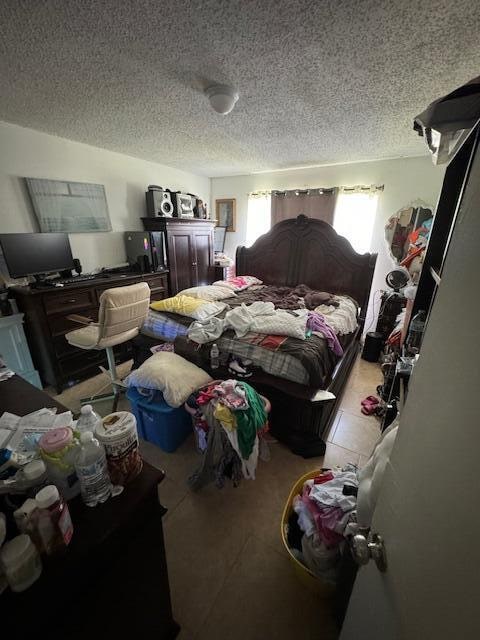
top-left (214, 226), bottom-right (227, 253)
top-left (0, 233), bottom-right (74, 279)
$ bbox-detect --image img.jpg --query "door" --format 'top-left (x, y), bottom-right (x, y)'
top-left (191, 226), bottom-right (213, 286)
top-left (166, 228), bottom-right (193, 294)
top-left (340, 141), bottom-right (480, 638)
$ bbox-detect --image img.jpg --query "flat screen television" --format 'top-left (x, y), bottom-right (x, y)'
top-left (0, 233), bottom-right (74, 279)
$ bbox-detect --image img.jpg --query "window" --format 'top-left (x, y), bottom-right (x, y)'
top-left (246, 193), bottom-right (271, 247)
top-left (333, 192), bottom-right (378, 254)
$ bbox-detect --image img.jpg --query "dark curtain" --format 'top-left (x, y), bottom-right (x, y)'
top-left (271, 188), bottom-right (338, 226)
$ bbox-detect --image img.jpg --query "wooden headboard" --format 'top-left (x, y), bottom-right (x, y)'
top-left (236, 215), bottom-right (377, 317)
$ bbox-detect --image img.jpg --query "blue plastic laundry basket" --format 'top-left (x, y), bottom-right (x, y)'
top-left (126, 387), bottom-right (192, 453)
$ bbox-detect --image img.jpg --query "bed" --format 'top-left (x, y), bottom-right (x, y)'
top-left (135, 215), bottom-right (377, 456)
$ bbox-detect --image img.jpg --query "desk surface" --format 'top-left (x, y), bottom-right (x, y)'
top-left (0, 373), bottom-right (67, 414)
top-left (11, 269), bottom-right (169, 296)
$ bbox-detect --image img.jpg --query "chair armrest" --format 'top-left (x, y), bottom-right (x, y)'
top-left (67, 314), bottom-right (93, 325)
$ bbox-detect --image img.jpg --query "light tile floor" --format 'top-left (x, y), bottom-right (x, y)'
top-left (52, 355), bottom-right (382, 640)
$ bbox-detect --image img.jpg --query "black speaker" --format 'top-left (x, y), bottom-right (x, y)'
top-left (146, 187), bottom-right (174, 217)
top-left (73, 258), bottom-right (82, 275)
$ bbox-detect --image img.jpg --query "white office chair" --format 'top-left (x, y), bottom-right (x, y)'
top-left (65, 282), bottom-right (151, 411)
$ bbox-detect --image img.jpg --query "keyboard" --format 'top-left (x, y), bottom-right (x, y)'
top-left (56, 274), bottom-right (97, 284)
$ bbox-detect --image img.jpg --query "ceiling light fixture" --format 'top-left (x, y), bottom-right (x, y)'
top-left (205, 84), bottom-right (239, 115)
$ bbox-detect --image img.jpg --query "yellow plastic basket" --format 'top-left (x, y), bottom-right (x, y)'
top-left (280, 470), bottom-right (335, 598)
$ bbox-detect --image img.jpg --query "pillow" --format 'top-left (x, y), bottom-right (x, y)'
top-left (213, 275), bottom-right (263, 291)
top-left (150, 295), bottom-right (227, 320)
top-left (125, 352), bottom-right (212, 408)
top-left (179, 285), bottom-right (236, 301)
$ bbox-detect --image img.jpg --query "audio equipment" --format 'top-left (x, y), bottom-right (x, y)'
top-left (193, 198), bottom-right (207, 219)
top-left (73, 258), bottom-right (82, 275)
top-left (172, 192), bottom-right (194, 218)
top-left (145, 186), bottom-right (174, 217)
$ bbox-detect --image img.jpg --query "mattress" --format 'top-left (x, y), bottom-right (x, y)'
top-left (140, 287), bottom-right (357, 388)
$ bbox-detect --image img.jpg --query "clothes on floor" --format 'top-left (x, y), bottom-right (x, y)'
top-left (214, 403), bottom-right (237, 431)
top-left (222, 422), bottom-right (259, 480)
top-left (234, 382), bottom-right (267, 460)
top-left (188, 401), bottom-right (243, 490)
top-left (212, 379), bottom-right (249, 410)
top-left (188, 379), bottom-right (269, 488)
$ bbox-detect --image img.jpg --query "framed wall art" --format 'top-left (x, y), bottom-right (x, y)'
top-left (25, 178), bottom-right (112, 233)
top-left (215, 198), bottom-right (236, 232)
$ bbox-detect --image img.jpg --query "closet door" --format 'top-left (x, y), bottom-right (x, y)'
top-left (167, 226), bottom-right (194, 294)
top-left (191, 225), bottom-right (214, 286)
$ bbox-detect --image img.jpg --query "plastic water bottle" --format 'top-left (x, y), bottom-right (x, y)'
top-left (75, 431), bottom-right (112, 507)
top-left (210, 343), bottom-right (220, 369)
top-left (76, 404), bottom-right (102, 436)
top-left (406, 310), bottom-right (427, 355)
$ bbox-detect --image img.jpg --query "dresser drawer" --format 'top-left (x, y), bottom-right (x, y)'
top-left (143, 274), bottom-right (168, 301)
top-left (143, 274), bottom-right (168, 289)
top-left (57, 349), bottom-right (106, 378)
top-left (44, 289), bottom-right (96, 315)
top-left (49, 308), bottom-right (98, 337)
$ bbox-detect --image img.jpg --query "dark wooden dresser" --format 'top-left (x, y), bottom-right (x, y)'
top-left (12, 271), bottom-right (168, 392)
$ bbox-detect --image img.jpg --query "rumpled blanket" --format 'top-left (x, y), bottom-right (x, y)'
top-left (188, 302), bottom-right (308, 343)
top-left (226, 284), bottom-right (337, 311)
top-left (225, 302), bottom-right (308, 340)
top-left (314, 296), bottom-right (358, 335)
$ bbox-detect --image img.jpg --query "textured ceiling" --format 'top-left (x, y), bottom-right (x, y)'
top-left (1, 0), bottom-right (479, 177)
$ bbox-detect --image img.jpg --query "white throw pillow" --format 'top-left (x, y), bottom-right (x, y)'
top-left (125, 352), bottom-right (212, 408)
top-left (179, 285), bottom-right (236, 301)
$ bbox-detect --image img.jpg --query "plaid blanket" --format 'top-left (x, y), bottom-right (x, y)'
top-left (141, 310), bottom-right (189, 342)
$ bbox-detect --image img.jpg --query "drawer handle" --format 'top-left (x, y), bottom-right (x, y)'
top-left (68, 299), bottom-right (77, 304)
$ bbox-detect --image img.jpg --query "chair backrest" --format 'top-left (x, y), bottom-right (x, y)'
top-left (98, 282), bottom-right (151, 340)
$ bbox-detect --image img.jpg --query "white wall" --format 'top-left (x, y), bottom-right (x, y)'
top-left (211, 156), bottom-right (445, 328)
top-left (0, 121), bottom-right (210, 273)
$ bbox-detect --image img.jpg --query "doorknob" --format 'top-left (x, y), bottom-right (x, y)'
top-left (351, 531), bottom-right (387, 572)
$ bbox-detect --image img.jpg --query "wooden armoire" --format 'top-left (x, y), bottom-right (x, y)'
top-left (142, 217), bottom-right (215, 294)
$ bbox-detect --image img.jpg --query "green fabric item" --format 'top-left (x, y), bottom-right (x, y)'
top-left (235, 383), bottom-right (267, 459)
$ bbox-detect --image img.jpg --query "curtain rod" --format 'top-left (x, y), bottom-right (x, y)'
top-left (249, 184), bottom-right (384, 197)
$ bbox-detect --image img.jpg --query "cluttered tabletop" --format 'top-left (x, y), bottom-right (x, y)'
top-left (0, 374), bottom-right (172, 633)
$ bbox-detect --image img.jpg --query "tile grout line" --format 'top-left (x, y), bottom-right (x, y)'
top-left (190, 534), bottom-right (253, 640)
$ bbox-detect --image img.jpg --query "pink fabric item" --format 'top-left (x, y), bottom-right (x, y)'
top-left (301, 486), bottom-right (344, 547)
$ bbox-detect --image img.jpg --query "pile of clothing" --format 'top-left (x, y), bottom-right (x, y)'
top-left (287, 465), bottom-right (358, 583)
top-left (187, 380), bottom-right (269, 490)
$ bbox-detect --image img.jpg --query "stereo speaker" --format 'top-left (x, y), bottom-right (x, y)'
top-left (146, 188), bottom-right (174, 217)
